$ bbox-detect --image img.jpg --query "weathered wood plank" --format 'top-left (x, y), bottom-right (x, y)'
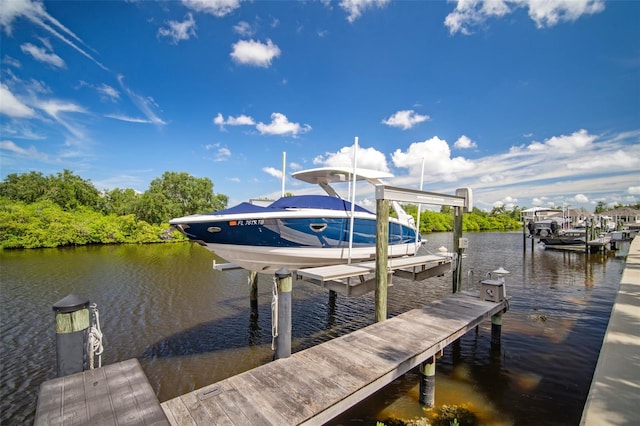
top-left (161, 397), bottom-right (195, 425)
top-left (178, 387), bottom-right (228, 425)
top-left (34, 378), bottom-right (65, 425)
top-left (59, 372), bottom-right (89, 425)
top-left (35, 359), bottom-right (168, 426)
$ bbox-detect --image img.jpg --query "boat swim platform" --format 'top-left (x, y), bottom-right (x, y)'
top-left (214, 254), bottom-right (454, 297)
top-left (160, 292), bottom-right (507, 425)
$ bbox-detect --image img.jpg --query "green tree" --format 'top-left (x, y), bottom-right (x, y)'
top-left (139, 172), bottom-right (227, 224)
top-left (594, 201), bottom-right (608, 214)
top-left (0, 171), bottom-right (48, 203)
top-left (98, 188), bottom-right (140, 216)
top-left (46, 169), bottom-right (100, 210)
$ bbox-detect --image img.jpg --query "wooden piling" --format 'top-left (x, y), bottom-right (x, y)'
top-left (52, 294), bottom-right (91, 377)
top-left (375, 198), bottom-right (390, 323)
top-left (249, 271), bottom-right (258, 313)
top-left (491, 313), bottom-right (502, 347)
top-left (274, 268), bottom-right (292, 359)
top-left (453, 206), bottom-right (463, 293)
top-left (419, 356), bottom-right (436, 407)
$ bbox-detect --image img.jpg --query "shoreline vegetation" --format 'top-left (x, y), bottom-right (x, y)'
top-left (0, 169), bottom-right (523, 250)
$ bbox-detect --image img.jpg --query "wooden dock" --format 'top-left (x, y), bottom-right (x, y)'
top-left (161, 292), bottom-right (507, 425)
top-left (35, 358), bottom-right (169, 425)
top-left (34, 292), bottom-right (508, 425)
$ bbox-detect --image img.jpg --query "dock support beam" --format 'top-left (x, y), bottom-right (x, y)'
top-left (52, 294), bottom-right (91, 377)
top-left (249, 271), bottom-right (258, 314)
top-left (419, 356), bottom-right (436, 407)
top-left (274, 269), bottom-right (292, 359)
top-left (491, 313), bottom-right (502, 347)
top-left (452, 206), bottom-right (463, 293)
top-left (375, 198), bottom-right (390, 323)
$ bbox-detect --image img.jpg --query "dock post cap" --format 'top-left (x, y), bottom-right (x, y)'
top-left (492, 267), bottom-right (510, 275)
top-left (275, 268), bottom-right (292, 278)
top-left (52, 294), bottom-right (90, 313)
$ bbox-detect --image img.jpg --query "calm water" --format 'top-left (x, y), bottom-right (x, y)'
top-left (0, 233), bottom-right (625, 425)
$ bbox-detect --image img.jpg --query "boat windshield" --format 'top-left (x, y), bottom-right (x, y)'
top-left (268, 195), bottom-right (373, 213)
top-left (203, 195), bottom-right (374, 216)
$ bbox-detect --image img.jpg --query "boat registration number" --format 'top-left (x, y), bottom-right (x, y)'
top-left (229, 219), bottom-right (264, 226)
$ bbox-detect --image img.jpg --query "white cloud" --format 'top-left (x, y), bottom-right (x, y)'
top-left (182, 0), bottom-right (241, 17)
top-left (158, 13), bottom-right (197, 44)
top-left (116, 75), bottom-right (166, 126)
top-left (313, 144), bottom-right (390, 172)
top-left (0, 139), bottom-right (48, 161)
top-left (20, 42), bottom-right (65, 68)
top-left (210, 147), bottom-right (231, 162)
top-left (256, 113), bottom-right (311, 137)
top-left (454, 135), bottom-right (477, 149)
top-left (36, 99), bottom-right (87, 140)
top-left (233, 21), bottom-right (254, 37)
top-left (519, 129), bottom-right (597, 155)
top-left (567, 150), bottom-right (639, 170)
top-left (391, 136), bottom-right (474, 179)
top-left (527, 0), bottom-right (605, 28)
top-left (2, 55), bottom-right (21, 68)
top-left (0, 83), bottom-right (35, 118)
top-left (213, 113), bottom-right (256, 130)
top-left (573, 193), bottom-right (589, 203)
top-left (628, 187), bottom-right (640, 195)
top-left (105, 114), bottom-right (154, 124)
top-left (263, 166), bottom-right (283, 179)
top-left (338, 0), bottom-right (390, 23)
top-left (97, 84), bottom-right (119, 102)
top-left (382, 109), bottom-right (429, 130)
top-left (0, 0), bottom-right (108, 70)
top-left (230, 38), bottom-right (281, 67)
top-left (445, 0), bottom-right (605, 35)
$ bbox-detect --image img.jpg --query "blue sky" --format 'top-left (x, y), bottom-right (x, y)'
top-left (1, 0), bottom-right (638, 212)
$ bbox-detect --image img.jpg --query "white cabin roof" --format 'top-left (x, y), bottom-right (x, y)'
top-left (292, 167), bottom-right (393, 185)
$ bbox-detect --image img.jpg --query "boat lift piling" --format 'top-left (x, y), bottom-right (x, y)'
top-left (273, 269), bottom-right (293, 359)
top-left (374, 184), bottom-right (472, 321)
top-left (374, 184), bottom-right (472, 407)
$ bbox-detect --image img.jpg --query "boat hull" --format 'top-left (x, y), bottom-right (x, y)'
top-left (205, 242), bottom-right (418, 272)
top-left (173, 215), bottom-right (419, 272)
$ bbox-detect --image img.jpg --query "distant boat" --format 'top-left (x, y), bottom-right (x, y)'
top-left (170, 167), bottom-right (420, 272)
top-left (539, 228), bottom-right (586, 246)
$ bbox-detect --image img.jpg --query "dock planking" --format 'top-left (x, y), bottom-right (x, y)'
top-left (161, 292), bottom-right (508, 425)
top-left (35, 358), bottom-right (169, 426)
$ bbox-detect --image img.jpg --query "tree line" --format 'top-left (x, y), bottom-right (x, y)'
top-left (0, 170), bottom-right (228, 249)
top-left (0, 169), bottom-right (525, 250)
top-left (403, 205), bottom-right (522, 233)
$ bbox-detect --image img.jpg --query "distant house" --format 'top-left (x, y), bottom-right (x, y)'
top-left (601, 207), bottom-right (640, 227)
top-left (521, 207), bottom-right (590, 227)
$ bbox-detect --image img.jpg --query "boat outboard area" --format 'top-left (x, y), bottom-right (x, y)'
top-left (169, 167), bottom-right (421, 273)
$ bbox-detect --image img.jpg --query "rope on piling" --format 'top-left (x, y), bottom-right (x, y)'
top-left (88, 303), bottom-right (104, 369)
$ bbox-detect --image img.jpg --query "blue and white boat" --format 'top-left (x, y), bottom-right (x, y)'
top-left (170, 167), bottom-right (420, 272)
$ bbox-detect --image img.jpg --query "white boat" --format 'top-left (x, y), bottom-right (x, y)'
top-left (170, 167), bottom-right (421, 272)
